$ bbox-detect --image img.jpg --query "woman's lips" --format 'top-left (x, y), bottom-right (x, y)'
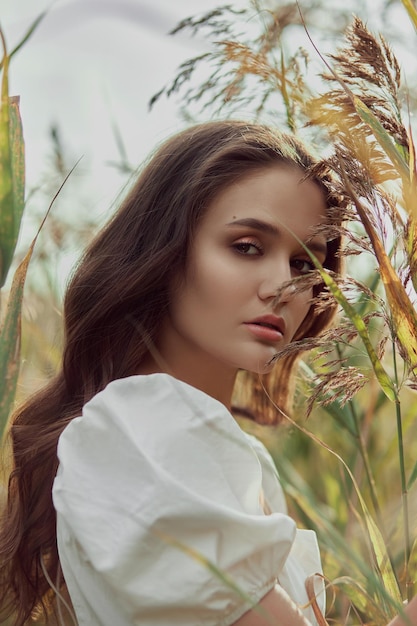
top-left (245, 318), bottom-right (285, 343)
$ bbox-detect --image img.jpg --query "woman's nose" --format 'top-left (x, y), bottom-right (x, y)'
top-left (258, 262), bottom-right (295, 303)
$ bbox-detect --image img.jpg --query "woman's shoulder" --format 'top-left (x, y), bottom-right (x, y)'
top-left (60, 373), bottom-right (247, 452)
top-left (73, 373), bottom-right (232, 421)
top-left (56, 374), bottom-right (266, 511)
top-left (81, 372), bottom-right (223, 413)
top-left (54, 374), bottom-right (299, 626)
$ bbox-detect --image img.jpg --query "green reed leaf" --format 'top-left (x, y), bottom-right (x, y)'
top-left (279, 46), bottom-right (295, 133)
top-left (0, 158), bottom-right (79, 437)
top-left (281, 214), bottom-right (396, 401)
top-left (339, 161), bottom-right (417, 375)
top-left (406, 213), bottom-right (417, 295)
top-left (330, 576), bottom-right (387, 622)
top-left (298, 361), bottom-right (357, 437)
top-left (408, 459), bottom-right (417, 490)
top-left (0, 246), bottom-right (32, 438)
top-left (313, 264), bottom-right (396, 401)
top-left (273, 234), bottom-right (403, 611)
top-left (9, 96), bottom-right (25, 240)
top-left (360, 492), bottom-right (403, 613)
top-left (352, 95), bottom-right (409, 180)
top-left (276, 405), bottom-right (403, 616)
top-left (0, 32), bottom-right (13, 287)
top-left (403, 172), bottom-right (417, 295)
top-left (0, 10), bottom-right (48, 72)
top-left (408, 539), bottom-right (417, 589)
top-left (0, 30), bottom-right (26, 288)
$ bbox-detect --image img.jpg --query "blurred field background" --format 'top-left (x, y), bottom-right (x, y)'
top-left (2, 0), bottom-right (417, 624)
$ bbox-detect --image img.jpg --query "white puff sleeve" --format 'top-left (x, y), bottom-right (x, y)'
top-left (53, 374), bottom-right (319, 626)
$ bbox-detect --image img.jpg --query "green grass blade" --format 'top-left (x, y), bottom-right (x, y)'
top-left (0, 31), bottom-right (13, 287)
top-left (9, 96), bottom-right (25, 241)
top-left (282, 480), bottom-right (395, 622)
top-left (280, 215), bottom-right (396, 401)
top-left (339, 161), bottom-right (417, 373)
top-left (0, 33), bottom-right (26, 287)
top-left (0, 246), bottom-right (33, 438)
top-left (358, 492), bottom-right (403, 612)
top-left (276, 407), bottom-right (403, 615)
top-left (353, 95), bottom-right (409, 180)
top-left (407, 459), bottom-right (417, 490)
top-left (0, 159), bottom-right (80, 438)
top-left (0, 10), bottom-right (48, 71)
top-left (312, 263), bottom-right (396, 401)
top-left (298, 361), bottom-right (358, 436)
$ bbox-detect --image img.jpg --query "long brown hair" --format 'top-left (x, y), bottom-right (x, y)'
top-left (0, 120), bottom-right (343, 625)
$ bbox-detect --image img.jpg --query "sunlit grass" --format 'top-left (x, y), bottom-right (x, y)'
top-left (2, 1), bottom-right (417, 625)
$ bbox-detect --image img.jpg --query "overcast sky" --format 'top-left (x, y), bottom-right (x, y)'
top-left (3, 0), bottom-right (248, 222)
top-left (4, 0), bottom-right (413, 205)
top-left (2, 0), bottom-right (415, 290)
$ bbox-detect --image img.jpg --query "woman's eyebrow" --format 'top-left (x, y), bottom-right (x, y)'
top-left (307, 240), bottom-right (328, 259)
top-left (226, 217), bottom-right (328, 257)
top-left (226, 217), bottom-right (279, 236)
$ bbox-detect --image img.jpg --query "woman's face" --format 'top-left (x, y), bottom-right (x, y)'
top-left (157, 164), bottom-right (328, 386)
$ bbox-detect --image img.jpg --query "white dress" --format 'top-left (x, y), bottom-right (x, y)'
top-left (53, 373), bottom-right (325, 625)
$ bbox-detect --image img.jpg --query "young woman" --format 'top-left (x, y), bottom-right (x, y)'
top-left (1, 120), bottom-right (415, 626)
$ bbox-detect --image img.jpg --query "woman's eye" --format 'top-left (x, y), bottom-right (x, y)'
top-left (291, 258), bottom-right (315, 274)
top-left (233, 241), bottom-right (263, 256)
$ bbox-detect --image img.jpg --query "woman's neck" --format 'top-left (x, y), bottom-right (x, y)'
top-left (137, 354), bottom-right (237, 409)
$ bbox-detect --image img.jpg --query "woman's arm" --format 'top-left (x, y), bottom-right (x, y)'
top-left (233, 586), bottom-right (313, 626)
top-left (387, 597), bottom-right (417, 626)
top-left (234, 588), bottom-right (417, 626)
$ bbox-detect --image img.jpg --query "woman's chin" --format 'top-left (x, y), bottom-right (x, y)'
top-left (243, 358), bottom-right (276, 376)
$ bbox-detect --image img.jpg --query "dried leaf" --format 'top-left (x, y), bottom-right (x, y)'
top-left (339, 158), bottom-right (417, 375)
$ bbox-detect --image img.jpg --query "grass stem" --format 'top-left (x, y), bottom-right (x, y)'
top-left (392, 334), bottom-right (411, 600)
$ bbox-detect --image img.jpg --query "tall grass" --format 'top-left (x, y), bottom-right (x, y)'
top-left (157, 1), bottom-right (417, 623)
top-left (1, 1), bottom-right (417, 624)
top-left (0, 9), bottom-right (64, 441)
top-left (0, 25), bottom-right (27, 440)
